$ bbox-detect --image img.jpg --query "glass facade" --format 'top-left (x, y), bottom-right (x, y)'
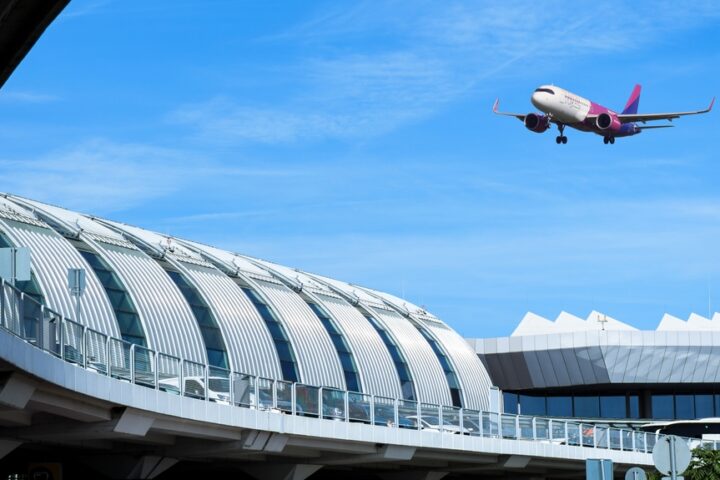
top-left (414, 323), bottom-right (463, 407)
top-left (166, 270), bottom-right (228, 369)
top-left (651, 395), bottom-right (674, 419)
top-left (506, 392), bottom-right (641, 419)
top-left (507, 390), bottom-right (720, 420)
top-left (78, 250), bottom-right (146, 346)
top-left (649, 393), bottom-right (720, 420)
top-left (306, 302), bottom-right (362, 393)
top-left (241, 287), bottom-right (299, 382)
top-left (364, 315), bottom-right (416, 401)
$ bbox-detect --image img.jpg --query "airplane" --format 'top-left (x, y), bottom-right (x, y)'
top-left (493, 84), bottom-right (714, 144)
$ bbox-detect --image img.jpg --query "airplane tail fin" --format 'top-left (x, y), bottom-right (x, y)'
top-left (622, 84), bottom-right (641, 114)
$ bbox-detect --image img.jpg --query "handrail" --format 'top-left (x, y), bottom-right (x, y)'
top-left (0, 277), bottom-right (715, 453)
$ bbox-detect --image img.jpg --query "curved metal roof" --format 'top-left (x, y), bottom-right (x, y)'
top-left (0, 196), bottom-right (120, 338)
top-left (0, 195), bottom-right (492, 408)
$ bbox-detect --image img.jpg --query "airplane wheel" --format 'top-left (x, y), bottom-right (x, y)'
top-left (555, 136), bottom-right (561, 144)
top-left (610, 137), bottom-right (615, 144)
top-left (603, 137), bottom-right (608, 144)
top-left (561, 136), bottom-right (568, 144)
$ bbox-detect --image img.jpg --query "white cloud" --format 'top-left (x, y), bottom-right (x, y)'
top-left (0, 91), bottom-right (59, 103)
top-left (170, 1), bottom-right (720, 145)
top-left (0, 139), bottom-right (305, 214)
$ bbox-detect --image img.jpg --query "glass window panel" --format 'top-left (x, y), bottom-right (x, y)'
top-left (345, 374), bottom-right (360, 393)
top-left (255, 303), bottom-right (272, 320)
top-left (206, 349), bottom-right (228, 369)
top-left (715, 395), bottom-right (720, 417)
top-left (519, 395), bottom-right (545, 416)
top-left (275, 341), bottom-right (293, 362)
top-left (574, 396), bottom-right (600, 418)
top-left (401, 381), bottom-right (415, 401)
top-left (695, 394), bottom-right (713, 418)
top-left (600, 396), bottom-right (626, 419)
top-left (652, 395), bottom-right (674, 419)
top-left (339, 351), bottom-right (355, 371)
top-left (503, 392), bottom-right (518, 414)
top-left (445, 372), bottom-right (459, 389)
top-left (629, 395), bottom-right (640, 419)
top-left (675, 394), bottom-right (694, 420)
top-left (330, 334), bottom-right (349, 353)
top-left (547, 396), bottom-right (572, 417)
top-left (200, 327), bottom-right (225, 349)
top-left (281, 361), bottom-right (298, 382)
top-left (389, 347), bottom-right (403, 363)
top-left (396, 365), bottom-right (411, 382)
top-left (450, 389), bottom-right (462, 408)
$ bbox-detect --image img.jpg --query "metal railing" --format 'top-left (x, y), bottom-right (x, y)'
top-left (0, 278), bottom-right (715, 453)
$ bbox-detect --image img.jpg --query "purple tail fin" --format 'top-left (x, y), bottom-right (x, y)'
top-left (622, 84), bottom-right (641, 114)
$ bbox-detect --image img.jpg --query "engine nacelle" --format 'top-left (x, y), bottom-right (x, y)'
top-left (524, 113), bottom-right (550, 133)
top-left (595, 112), bottom-right (622, 132)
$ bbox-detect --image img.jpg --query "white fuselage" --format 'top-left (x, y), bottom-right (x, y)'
top-left (530, 85), bottom-right (592, 124)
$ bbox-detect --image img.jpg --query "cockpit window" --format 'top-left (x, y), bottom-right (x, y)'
top-left (534, 88), bottom-right (555, 95)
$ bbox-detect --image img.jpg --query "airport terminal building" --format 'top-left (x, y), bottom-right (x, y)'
top-left (472, 311), bottom-right (720, 424)
top-left (0, 3), bottom-right (718, 478)
top-left (1, 194), bottom-right (719, 479)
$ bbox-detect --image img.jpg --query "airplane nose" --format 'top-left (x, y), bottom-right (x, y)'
top-left (531, 92), bottom-right (543, 108)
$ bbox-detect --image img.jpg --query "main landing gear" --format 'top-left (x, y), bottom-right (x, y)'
top-left (555, 124), bottom-right (567, 144)
top-left (603, 136), bottom-right (615, 144)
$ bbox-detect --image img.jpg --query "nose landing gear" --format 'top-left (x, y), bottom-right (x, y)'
top-left (555, 124), bottom-right (568, 144)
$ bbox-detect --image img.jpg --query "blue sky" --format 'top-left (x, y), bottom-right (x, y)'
top-left (1, 1), bottom-right (719, 337)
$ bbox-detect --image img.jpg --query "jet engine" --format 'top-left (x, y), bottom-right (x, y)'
top-left (595, 112), bottom-right (621, 132)
top-left (524, 113), bottom-right (550, 133)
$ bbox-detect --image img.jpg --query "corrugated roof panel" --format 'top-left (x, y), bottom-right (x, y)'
top-left (254, 280), bottom-right (344, 388)
top-left (315, 293), bottom-right (402, 398)
top-left (95, 242), bottom-right (206, 363)
top-left (0, 218), bottom-right (120, 337)
top-left (175, 262), bottom-right (281, 378)
top-left (367, 307), bottom-right (451, 406)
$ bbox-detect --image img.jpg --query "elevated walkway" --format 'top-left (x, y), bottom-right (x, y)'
top-left (0, 279), bottom-right (660, 478)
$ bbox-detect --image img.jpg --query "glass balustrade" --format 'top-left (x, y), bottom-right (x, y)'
top-left (0, 278), bottom-right (709, 455)
top-left (157, 353), bottom-right (181, 394)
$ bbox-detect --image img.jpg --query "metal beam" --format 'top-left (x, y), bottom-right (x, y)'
top-left (0, 373), bottom-right (35, 409)
top-left (321, 445), bottom-right (416, 466)
top-left (29, 390), bottom-right (112, 422)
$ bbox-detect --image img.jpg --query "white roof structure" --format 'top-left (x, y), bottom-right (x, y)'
top-left (0, 194), bottom-right (492, 410)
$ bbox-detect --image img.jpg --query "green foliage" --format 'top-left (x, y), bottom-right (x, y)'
top-left (685, 447), bottom-right (720, 480)
top-left (646, 446), bottom-right (720, 480)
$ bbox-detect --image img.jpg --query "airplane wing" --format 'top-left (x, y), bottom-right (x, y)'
top-left (617, 97), bottom-right (714, 124)
top-left (492, 99), bottom-right (526, 121)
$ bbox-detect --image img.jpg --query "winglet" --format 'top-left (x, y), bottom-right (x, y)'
top-left (492, 98), bottom-right (499, 113)
top-left (709, 97), bottom-right (715, 112)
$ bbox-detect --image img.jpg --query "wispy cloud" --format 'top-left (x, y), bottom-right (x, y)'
top-left (0, 139), bottom-right (302, 213)
top-left (170, 1), bottom-right (720, 145)
top-left (0, 90), bottom-right (59, 103)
